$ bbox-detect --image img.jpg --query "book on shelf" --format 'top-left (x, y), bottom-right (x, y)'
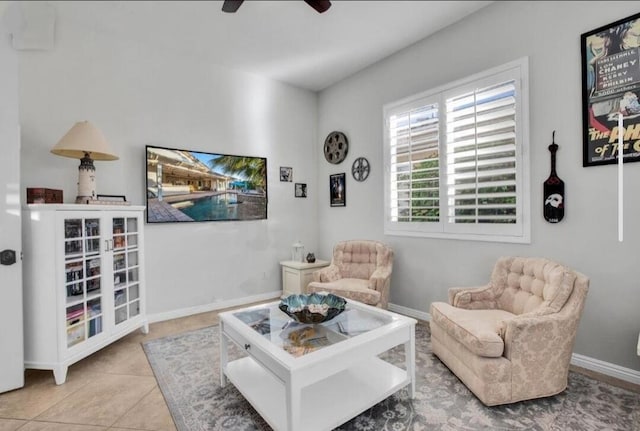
top-left (66, 308), bottom-right (84, 319)
top-left (88, 317), bottom-right (102, 337)
top-left (66, 325), bottom-right (85, 346)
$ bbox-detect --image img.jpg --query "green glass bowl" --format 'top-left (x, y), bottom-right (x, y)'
top-left (279, 293), bottom-right (346, 324)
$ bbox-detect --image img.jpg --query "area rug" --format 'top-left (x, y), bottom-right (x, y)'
top-left (142, 323), bottom-right (639, 431)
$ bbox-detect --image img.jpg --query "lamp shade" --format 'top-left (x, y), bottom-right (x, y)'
top-left (51, 121), bottom-right (118, 160)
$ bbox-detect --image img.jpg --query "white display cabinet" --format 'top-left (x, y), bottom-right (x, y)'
top-left (22, 204), bottom-right (148, 384)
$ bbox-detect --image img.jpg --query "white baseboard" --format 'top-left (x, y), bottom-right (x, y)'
top-left (388, 303), bottom-right (431, 321)
top-left (149, 297), bottom-right (640, 387)
top-left (147, 291), bottom-right (282, 324)
top-left (571, 353), bottom-right (640, 386)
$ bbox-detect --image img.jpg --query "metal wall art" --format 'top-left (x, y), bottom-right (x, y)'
top-left (351, 157), bottom-right (370, 181)
top-left (324, 131), bottom-right (349, 164)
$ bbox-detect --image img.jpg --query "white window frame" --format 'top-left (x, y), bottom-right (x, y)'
top-left (383, 58), bottom-right (530, 243)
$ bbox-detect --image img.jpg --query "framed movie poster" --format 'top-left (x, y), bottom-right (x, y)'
top-left (581, 12), bottom-right (640, 167)
top-left (330, 173), bottom-right (346, 207)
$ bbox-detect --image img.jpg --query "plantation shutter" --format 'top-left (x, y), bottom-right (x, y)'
top-left (388, 102), bottom-right (440, 223)
top-left (445, 80), bottom-right (517, 225)
top-left (384, 58), bottom-right (529, 242)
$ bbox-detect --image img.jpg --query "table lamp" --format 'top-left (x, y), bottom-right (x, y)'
top-left (51, 121), bottom-right (118, 204)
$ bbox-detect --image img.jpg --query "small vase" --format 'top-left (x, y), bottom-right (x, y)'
top-left (306, 252), bottom-right (316, 263)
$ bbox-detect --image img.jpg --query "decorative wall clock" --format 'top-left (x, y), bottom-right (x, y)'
top-left (351, 157), bottom-right (370, 182)
top-left (324, 131), bottom-right (349, 164)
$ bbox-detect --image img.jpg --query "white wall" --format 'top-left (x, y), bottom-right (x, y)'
top-left (15, 1), bottom-right (640, 372)
top-left (317, 1), bottom-right (640, 371)
top-left (18, 4), bottom-right (319, 315)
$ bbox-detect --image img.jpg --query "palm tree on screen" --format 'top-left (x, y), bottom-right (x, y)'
top-left (209, 156), bottom-right (266, 191)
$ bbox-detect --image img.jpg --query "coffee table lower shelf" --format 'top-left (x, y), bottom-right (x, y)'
top-left (224, 355), bottom-right (410, 431)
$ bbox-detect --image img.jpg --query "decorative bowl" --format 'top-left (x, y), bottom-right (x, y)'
top-left (279, 293), bottom-right (346, 324)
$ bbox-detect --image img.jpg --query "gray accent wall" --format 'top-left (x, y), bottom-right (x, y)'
top-left (317, 1), bottom-right (640, 371)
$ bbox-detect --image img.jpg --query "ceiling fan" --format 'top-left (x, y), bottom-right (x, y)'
top-left (222, 0), bottom-right (332, 14)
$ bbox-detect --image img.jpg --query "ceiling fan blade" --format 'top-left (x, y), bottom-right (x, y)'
top-left (304, 0), bottom-right (331, 13)
top-left (222, 0), bottom-right (244, 13)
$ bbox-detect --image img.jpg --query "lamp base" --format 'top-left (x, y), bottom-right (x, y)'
top-left (77, 152), bottom-right (97, 203)
top-left (75, 196), bottom-right (97, 204)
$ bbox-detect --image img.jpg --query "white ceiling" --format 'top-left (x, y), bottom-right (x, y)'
top-left (56, 1), bottom-right (493, 92)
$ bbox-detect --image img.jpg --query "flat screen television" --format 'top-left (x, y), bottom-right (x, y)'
top-left (145, 145), bottom-right (267, 223)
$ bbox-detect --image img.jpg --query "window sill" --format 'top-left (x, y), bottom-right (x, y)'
top-left (384, 227), bottom-right (531, 244)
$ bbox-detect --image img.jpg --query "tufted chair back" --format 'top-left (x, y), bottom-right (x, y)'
top-left (450, 257), bottom-right (577, 316)
top-left (492, 257), bottom-right (576, 315)
top-left (333, 240), bottom-right (393, 281)
top-left (307, 240), bottom-right (394, 308)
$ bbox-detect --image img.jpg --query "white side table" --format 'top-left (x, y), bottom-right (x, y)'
top-left (280, 260), bottom-right (330, 297)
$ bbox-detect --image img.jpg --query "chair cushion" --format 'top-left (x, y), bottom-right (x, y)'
top-left (430, 302), bottom-right (515, 358)
top-left (307, 278), bottom-right (381, 305)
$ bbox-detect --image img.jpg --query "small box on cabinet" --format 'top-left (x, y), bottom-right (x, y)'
top-left (27, 188), bottom-right (63, 204)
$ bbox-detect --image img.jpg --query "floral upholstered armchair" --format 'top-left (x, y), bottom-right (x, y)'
top-left (306, 240), bottom-right (393, 308)
top-left (429, 256), bottom-right (589, 406)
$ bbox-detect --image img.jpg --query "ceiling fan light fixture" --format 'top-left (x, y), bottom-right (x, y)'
top-left (304, 0), bottom-right (331, 13)
top-left (222, 0), bottom-right (244, 13)
top-left (222, 0), bottom-right (331, 14)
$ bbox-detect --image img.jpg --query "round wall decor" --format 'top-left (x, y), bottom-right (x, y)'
top-left (324, 131), bottom-right (349, 164)
top-left (352, 157), bottom-right (370, 182)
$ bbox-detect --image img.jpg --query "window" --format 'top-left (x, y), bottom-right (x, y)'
top-left (384, 58), bottom-right (530, 243)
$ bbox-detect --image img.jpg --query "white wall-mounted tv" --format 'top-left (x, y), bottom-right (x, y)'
top-left (145, 145), bottom-right (267, 223)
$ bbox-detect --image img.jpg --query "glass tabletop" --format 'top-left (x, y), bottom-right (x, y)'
top-left (232, 302), bottom-right (393, 358)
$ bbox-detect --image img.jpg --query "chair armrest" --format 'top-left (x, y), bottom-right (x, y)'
top-left (312, 264), bottom-right (341, 282)
top-left (449, 284), bottom-right (498, 309)
top-left (369, 267), bottom-right (391, 291)
top-left (502, 313), bottom-right (579, 397)
top-left (369, 267), bottom-right (392, 308)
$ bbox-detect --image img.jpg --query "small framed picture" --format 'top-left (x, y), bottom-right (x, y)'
top-left (280, 166), bottom-right (293, 182)
top-left (97, 194), bottom-right (126, 202)
top-left (295, 183), bottom-right (307, 198)
top-left (329, 173), bottom-right (346, 207)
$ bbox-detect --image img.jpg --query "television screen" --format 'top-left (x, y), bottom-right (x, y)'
top-left (145, 145), bottom-right (267, 223)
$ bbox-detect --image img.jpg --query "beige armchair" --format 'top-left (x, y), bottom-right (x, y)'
top-left (306, 240), bottom-right (393, 308)
top-left (429, 256), bottom-right (589, 406)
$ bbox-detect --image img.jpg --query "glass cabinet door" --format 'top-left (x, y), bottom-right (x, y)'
top-left (112, 217), bottom-right (141, 325)
top-left (64, 218), bottom-right (103, 348)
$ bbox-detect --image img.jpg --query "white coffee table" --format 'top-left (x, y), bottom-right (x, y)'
top-left (219, 299), bottom-right (416, 431)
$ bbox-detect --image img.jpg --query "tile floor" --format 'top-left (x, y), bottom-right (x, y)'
top-left (0, 308), bottom-right (223, 431)
top-left (1, 307), bottom-right (638, 431)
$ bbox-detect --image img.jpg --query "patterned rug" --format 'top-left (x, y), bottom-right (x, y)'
top-left (142, 323), bottom-right (639, 431)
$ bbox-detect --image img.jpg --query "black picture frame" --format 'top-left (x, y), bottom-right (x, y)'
top-left (330, 173), bottom-right (346, 207)
top-left (280, 166), bottom-right (293, 182)
top-left (294, 183), bottom-right (307, 198)
top-left (581, 12), bottom-right (640, 167)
